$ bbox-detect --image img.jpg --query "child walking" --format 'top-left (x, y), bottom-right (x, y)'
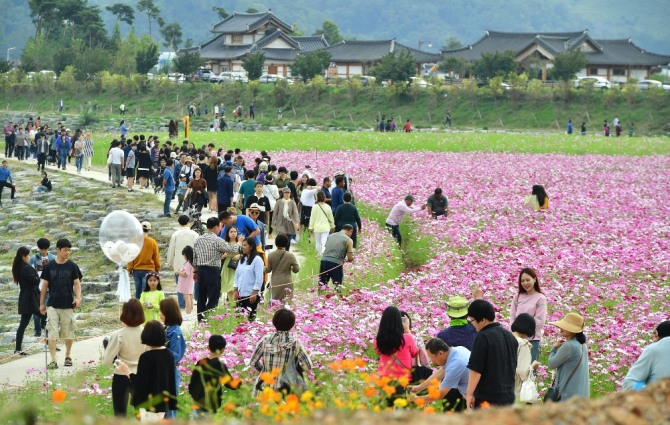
top-left (140, 272), bottom-right (165, 322)
top-left (176, 246), bottom-right (195, 315)
top-left (159, 298), bottom-right (186, 420)
top-left (175, 174), bottom-right (188, 214)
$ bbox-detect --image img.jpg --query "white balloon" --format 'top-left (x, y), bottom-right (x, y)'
top-left (99, 211), bottom-right (145, 264)
top-left (116, 240), bottom-right (128, 255)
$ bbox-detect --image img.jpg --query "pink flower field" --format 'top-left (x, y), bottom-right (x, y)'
top-left (187, 150), bottom-right (670, 396)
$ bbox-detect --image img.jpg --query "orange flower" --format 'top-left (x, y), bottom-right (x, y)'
top-left (191, 404), bottom-right (200, 410)
top-left (364, 386), bottom-right (377, 398)
top-left (223, 402), bottom-right (236, 414)
top-left (329, 362), bottom-right (341, 372)
top-left (480, 400), bottom-right (491, 409)
top-left (229, 377), bottom-right (242, 389)
top-left (260, 372), bottom-right (276, 386)
top-left (413, 397), bottom-right (426, 407)
top-left (354, 357), bottom-right (367, 368)
top-left (427, 386), bottom-right (440, 400)
top-left (219, 375), bottom-right (231, 385)
top-left (382, 385), bottom-right (396, 396)
top-left (423, 406), bottom-right (435, 414)
top-left (397, 375), bottom-right (410, 387)
top-left (51, 389), bottom-right (66, 403)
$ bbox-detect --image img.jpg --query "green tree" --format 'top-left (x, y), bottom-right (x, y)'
top-left (313, 20), bottom-right (343, 45)
top-left (290, 50), bottom-right (331, 82)
top-left (173, 50), bottom-right (204, 77)
top-left (109, 22), bottom-right (122, 50)
top-left (473, 50), bottom-right (516, 81)
top-left (246, 7), bottom-right (259, 13)
top-left (75, 47), bottom-right (111, 80)
top-left (106, 3), bottom-right (134, 26)
top-left (441, 56), bottom-right (468, 78)
top-left (549, 50), bottom-right (587, 82)
top-left (370, 51), bottom-right (415, 84)
top-left (135, 36), bottom-right (159, 74)
top-left (212, 6), bottom-right (229, 20)
top-left (291, 23), bottom-right (305, 36)
top-left (111, 31), bottom-right (138, 76)
top-left (161, 22), bottom-right (182, 51)
top-left (242, 52), bottom-right (266, 81)
top-left (137, 0), bottom-right (162, 38)
top-left (0, 61), bottom-right (11, 73)
top-left (441, 36), bottom-right (463, 51)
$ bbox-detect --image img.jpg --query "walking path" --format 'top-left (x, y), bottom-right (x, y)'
top-left (0, 156), bottom-right (303, 390)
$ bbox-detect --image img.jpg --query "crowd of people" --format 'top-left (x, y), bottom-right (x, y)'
top-left (5, 127), bottom-right (667, 419)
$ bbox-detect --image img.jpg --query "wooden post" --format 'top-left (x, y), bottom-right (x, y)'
top-left (499, 118), bottom-right (505, 128)
top-left (427, 111), bottom-right (431, 121)
top-left (304, 113), bottom-right (308, 120)
top-left (585, 112), bottom-right (590, 122)
top-left (554, 119), bottom-right (560, 129)
top-left (161, 104), bottom-right (165, 113)
top-left (110, 105), bottom-right (113, 114)
top-left (349, 114), bottom-right (353, 122)
top-left (292, 106), bottom-right (297, 116)
top-left (532, 113), bottom-right (538, 123)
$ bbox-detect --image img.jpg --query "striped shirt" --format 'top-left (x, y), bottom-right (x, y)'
top-left (193, 232), bottom-right (235, 268)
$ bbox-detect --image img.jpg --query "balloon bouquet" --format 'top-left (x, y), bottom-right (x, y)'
top-left (99, 211), bottom-right (145, 302)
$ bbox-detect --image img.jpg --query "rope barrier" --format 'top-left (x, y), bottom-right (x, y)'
top-left (0, 260), bottom-right (346, 365)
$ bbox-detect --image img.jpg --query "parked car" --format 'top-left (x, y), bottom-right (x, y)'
top-left (409, 77), bottom-right (432, 87)
top-left (167, 73), bottom-right (185, 83)
top-left (573, 76), bottom-right (612, 89)
top-left (196, 68), bottom-right (214, 81)
top-left (259, 74), bottom-right (293, 84)
top-left (637, 79), bottom-right (663, 90)
top-left (358, 75), bottom-right (376, 86)
top-left (213, 71), bottom-right (249, 83)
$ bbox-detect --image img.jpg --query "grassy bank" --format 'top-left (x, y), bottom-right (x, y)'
top-left (2, 79), bottom-right (670, 134)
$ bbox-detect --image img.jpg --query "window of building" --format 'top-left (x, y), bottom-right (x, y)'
top-left (589, 68), bottom-right (599, 75)
top-left (612, 68), bottom-right (626, 76)
top-left (232, 35), bottom-right (243, 44)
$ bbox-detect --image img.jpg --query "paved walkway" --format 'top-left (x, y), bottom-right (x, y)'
top-left (0, 156), bottom-right (300, 390)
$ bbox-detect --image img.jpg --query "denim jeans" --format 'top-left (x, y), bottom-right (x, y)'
top-left (133, 270), bottom-right (150, 299)
top-left (164, 190), bottom-right (174, 215)
top-left (530, 340), bottom-right (540, 363)
top-left (75, 155), bottom-right (83, 172)
top-left (175, 274), bottom-right (185, 309)
top-left (386, 223), bottom-right (401, 245)
top-left (58, 149), bottom-right (69, 168)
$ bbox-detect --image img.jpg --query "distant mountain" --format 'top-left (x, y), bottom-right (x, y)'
top-left (3, 0), bottom-right (669, 63)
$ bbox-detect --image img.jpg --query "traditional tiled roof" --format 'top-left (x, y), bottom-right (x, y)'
top-left (254, 29), bottom-right (299, 49)
top-left (325, 39), bottom-right (441, 63)
top-left (211, 11), bottom-right (292, 34)
top-left (294, 36), bottom-right (329, 52)
top-left (586, 39), bottom-right (670, 66)
top-left (443, 30), bottom-right (670, 66)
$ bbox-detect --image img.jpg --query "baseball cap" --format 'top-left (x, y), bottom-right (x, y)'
top-left (141, 221), bottom-right (151, 231)
top-left (405, 195), bottom-right (415, 202)
top-left (446, 295), bottom-right (469, 318)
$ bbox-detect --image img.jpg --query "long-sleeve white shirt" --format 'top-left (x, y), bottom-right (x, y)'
top-left (386, 201), bottom-right (422, 226)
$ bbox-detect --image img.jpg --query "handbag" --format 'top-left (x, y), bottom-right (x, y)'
top-left (227, 256), bottom-right (239, 270)
top-left (278, 342), bottom-right (307, 394)
top-left (317, 204), bottom-right (335, 233)
top-left (520, 372), bottom-right (540, 403)
top-left (543, 345), bottom-right (585, 403)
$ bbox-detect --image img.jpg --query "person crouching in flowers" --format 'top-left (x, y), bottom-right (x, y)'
top-left (188, 334), bottom-right (240, 415)
top-left (374, 306), bottom-right (418, 404)
top-left (249, 308), bottom-right (312, 396)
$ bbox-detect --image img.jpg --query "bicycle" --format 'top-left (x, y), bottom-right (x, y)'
top-left (189, 207), bottom-right (205, 235)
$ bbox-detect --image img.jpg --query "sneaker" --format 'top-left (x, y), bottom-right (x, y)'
top-left (47, 361), bottom-right (58, 370)
top-left (14, 350), bottom-right (28, 356)
top-left (334, 284), bottom-right (343, 293)
top-left (64, 357), bottom-right (73, 367)
top-left (102, 337), bottom-right (109, 350)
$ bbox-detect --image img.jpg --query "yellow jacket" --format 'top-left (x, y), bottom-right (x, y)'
top-left (127, 234), bottom-right (161, 272)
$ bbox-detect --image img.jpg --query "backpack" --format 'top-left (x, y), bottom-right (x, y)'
top-left (278, 342), bottom-right (306, 394)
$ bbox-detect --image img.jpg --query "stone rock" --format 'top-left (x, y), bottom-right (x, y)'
top-left (81, 282), bottom-right (111, 295)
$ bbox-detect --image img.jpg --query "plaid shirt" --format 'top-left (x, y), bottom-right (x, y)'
top-left (193, 232), bottom-right (235, 267)
top-left (249, 332), bottom-right (312, 393)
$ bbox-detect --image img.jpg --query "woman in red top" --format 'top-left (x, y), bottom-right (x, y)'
top-left (187, 167), bottom-right (208, 212)
top-left (374, 306), bottom-right (419, 381)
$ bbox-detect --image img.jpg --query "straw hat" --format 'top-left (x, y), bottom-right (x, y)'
top-left (550, 312), bottom-right (584, 333)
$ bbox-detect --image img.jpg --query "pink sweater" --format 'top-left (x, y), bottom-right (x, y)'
top-left (510, 291), bottom-right (547, 341)
top-left (375, 333), bottom-right (419, 379)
